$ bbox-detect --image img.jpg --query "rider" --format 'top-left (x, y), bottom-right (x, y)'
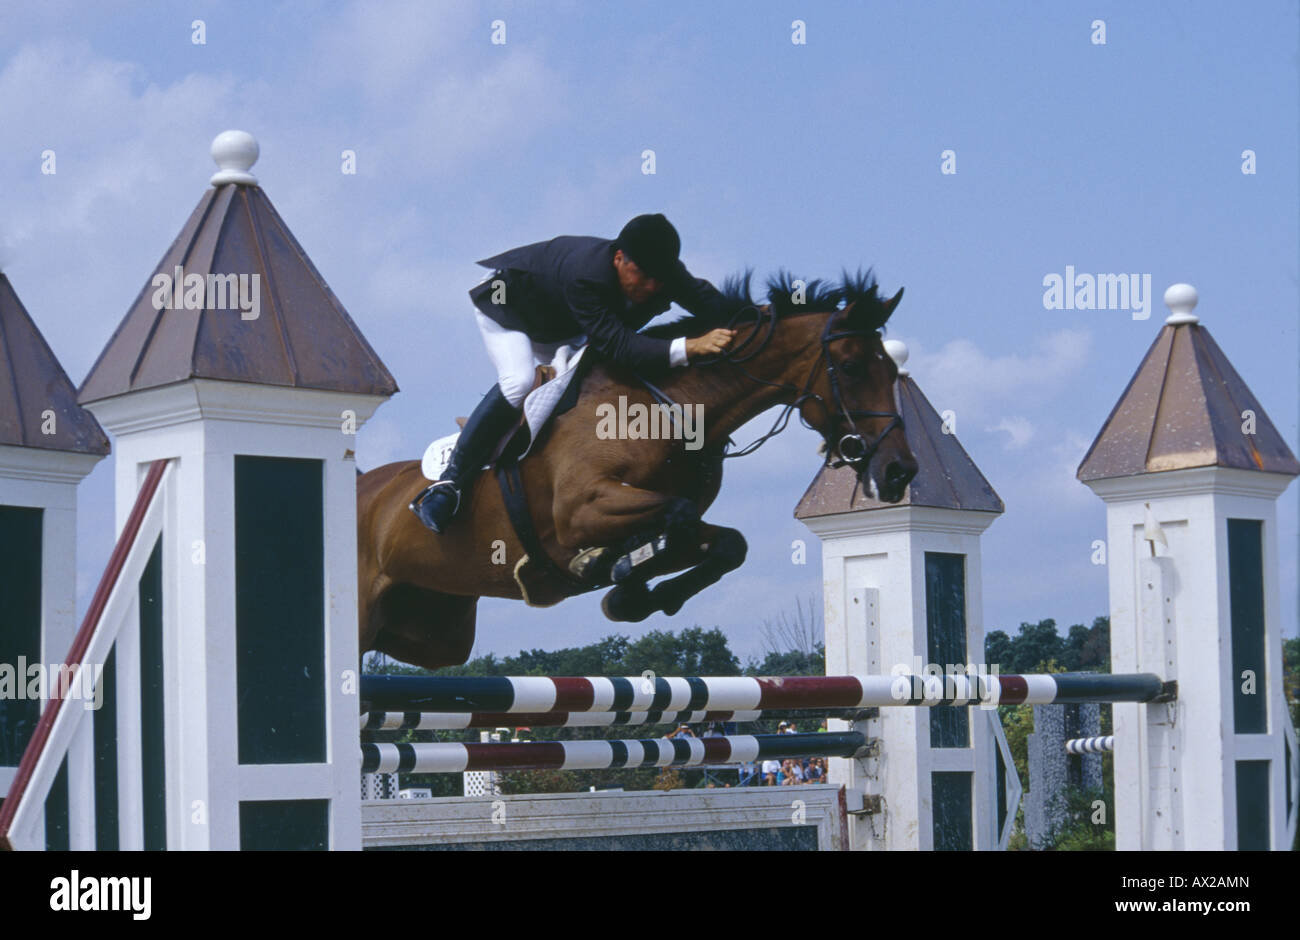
top-left (411, 213), bottom-right (736, 533)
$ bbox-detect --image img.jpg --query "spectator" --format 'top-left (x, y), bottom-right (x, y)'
top-left (762, 758), bottom-right (780, 785)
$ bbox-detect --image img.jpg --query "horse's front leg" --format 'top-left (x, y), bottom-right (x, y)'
top-left (600, 523), bottom-right (747, 622)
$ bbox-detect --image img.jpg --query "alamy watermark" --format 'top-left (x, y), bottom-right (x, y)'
top-left (50, 870), bottom-right (150, 919)
top-left (151, 264), bottom-right (260, 320)
top-left (595, 395), bottom-right (704, 451)
top-left (0, 658), bottom-right (103, 710)
top-left (1042, 266), bottom-right (1152, 320)
top-left (889, 658), bottom-right (1004, 709)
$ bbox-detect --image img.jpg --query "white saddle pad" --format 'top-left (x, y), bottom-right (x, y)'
top-left (420, 346), bottom-right (587, 481)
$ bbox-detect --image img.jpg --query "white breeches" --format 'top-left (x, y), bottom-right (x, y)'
top-left (475, 310), bottom-right (584, 407)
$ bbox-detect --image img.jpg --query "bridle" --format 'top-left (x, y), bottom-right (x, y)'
top-left (699, 303), bottom-right (905, 470)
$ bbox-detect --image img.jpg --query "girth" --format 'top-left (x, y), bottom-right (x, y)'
top-left (496, 460), bottom-right (583, 597)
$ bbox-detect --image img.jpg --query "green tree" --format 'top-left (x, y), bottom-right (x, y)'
top-left (1042, 783), bottom-right (1116, 850)
top-left (1062, 618), bottom-right (1110, 671)
top-left (753, 647), bottom-right (825, 676)
top-left (984, 630), bottom-right (1014, 670)
top-left (1010, 620), bottom-right (1066, 672)
top-left (619, 627), bottom-right (739, 676)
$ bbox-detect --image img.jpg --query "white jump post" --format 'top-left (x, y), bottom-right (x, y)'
top-left (0, 275), bottom-right (109, 849)
top-left (74, 131), bottom-right (396, 849)
top-left (799, 284), bottom-right (1299, 852)
top-left (797, 340), bottom-right (1013, 850)
top-left (1078, 284), bottom-right (1299, 851)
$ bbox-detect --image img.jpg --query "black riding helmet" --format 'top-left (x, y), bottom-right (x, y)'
top-left (614, 213), bottom-right (684, 283)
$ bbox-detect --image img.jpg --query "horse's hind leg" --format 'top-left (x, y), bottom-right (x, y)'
top-left (367, 583), bottom-right (479, 670)
top-left (601, 523), bottom-right (747, 622)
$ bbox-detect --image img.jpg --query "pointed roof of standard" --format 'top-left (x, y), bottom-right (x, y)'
top-left (79, 131), bottom-right (398, 404)
top-left (0, 273), bottom-right (109, 454)
top-left (1077, 285), bottom-right (1299, 481)
top-left (795, 362), bottom-right (1004, 519)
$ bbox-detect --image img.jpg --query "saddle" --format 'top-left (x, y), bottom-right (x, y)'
top-left (418, 356), bottom-right (599, 606)
top-left (493, 359), bottom-right (605, 606)
top-left (419, 353), bottom-right (586, 481)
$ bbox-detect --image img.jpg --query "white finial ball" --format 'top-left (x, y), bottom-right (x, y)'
top-left (1163, 283), bottom-right (1199, 325)
top-left (883, 339), bottom-right (909, 376)
top-left (210, 130), bottom-right (260, 186)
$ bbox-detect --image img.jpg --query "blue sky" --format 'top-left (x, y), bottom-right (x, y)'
top-left (2, 1), bottom-right (1296, 663)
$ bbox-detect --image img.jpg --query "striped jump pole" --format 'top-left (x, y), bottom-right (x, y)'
top-left (360, 707), bottom-right (876, 732)
top-left (359, 672), bottom-right (1171, 714)
top-left (1065, 735), bottom-right (1115, 755)
top-left (360, 731), bottom-right (869, 774)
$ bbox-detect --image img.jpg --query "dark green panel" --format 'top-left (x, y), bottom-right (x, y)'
top-left (44, 756), bottom-right (69, 851)
top-left (0, 506), bottom-right (42, 767)
top-left (235, 456), bottom-right (326, 764)
top-left (1235, 760), bottom-right (1270, 850)
top-left (239, 799), bottom-right (330, 850)
top-left (1227, 519), bottom-right (1266, 733)
top-left (925, 552), bottom-right (969, 748)
top-left (139, 539), bottom-right (166, 850)
top-left (93, 645), bottom-right (119, 850)
top-left (932, 771), bottom-right (973, 850)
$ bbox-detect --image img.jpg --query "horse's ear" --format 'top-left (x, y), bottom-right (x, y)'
top-left (882, 287), bottom-right (904, 320)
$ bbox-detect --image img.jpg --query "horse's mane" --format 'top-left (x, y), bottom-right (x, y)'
top-left (644, 267), bottom-right (894, 339)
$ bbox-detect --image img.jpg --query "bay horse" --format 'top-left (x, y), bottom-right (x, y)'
top-left (357, 271), bottom-right (917, 669)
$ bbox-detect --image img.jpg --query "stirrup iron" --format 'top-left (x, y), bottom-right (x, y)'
top-left (410, 480), bottom-right (460, 516)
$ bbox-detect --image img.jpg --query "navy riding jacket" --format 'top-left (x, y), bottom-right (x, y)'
top-left (469, 235), bottom-right (724, 373)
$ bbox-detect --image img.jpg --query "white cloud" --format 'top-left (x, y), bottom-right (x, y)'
top-left (307, 1), bottom-right (570, 175)
top-left (904, 329), bottom-right (1092, 424)
top-left (986, 415), bottom-right (1033, 449)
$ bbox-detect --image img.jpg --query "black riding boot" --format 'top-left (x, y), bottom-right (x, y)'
top-left (410, 385), bottom-right (521, 533)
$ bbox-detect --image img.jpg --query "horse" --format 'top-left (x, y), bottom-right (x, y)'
top-left (357, 271), bottom-right (917, 669)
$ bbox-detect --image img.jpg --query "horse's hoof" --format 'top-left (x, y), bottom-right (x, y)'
top-left (601, 585), bottom-right (654, 622)
top-left (651, 584), bottom-right (684, 617)
top-left (569, 546), bottom-right (610, 583)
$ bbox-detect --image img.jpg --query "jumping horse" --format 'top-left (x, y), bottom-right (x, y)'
top-left (357, 271), bottom-right (918, 669)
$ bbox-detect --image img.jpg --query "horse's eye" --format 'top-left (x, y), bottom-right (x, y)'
top-left (840, 360), bottom-right (864, 378)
